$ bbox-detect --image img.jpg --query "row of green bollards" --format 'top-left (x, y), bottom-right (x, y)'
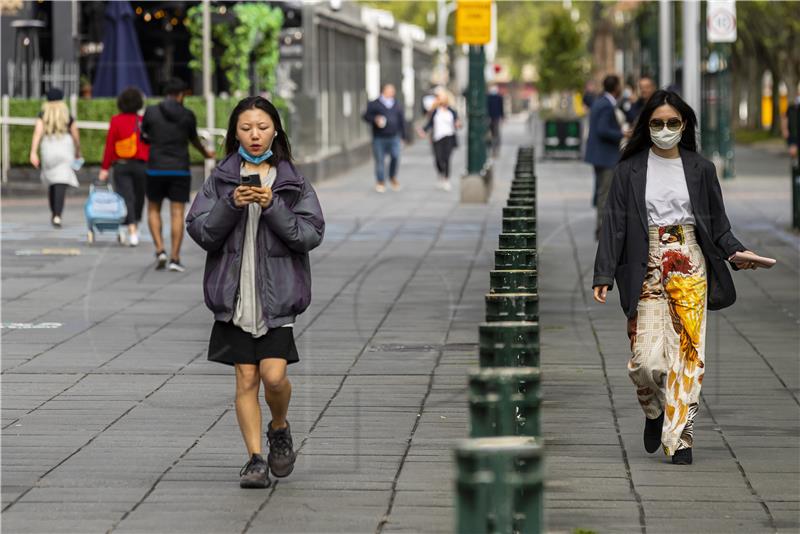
top-left (455, 146), bottom-right (544, 534)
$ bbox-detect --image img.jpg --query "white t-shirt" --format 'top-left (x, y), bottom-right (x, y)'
top-left (432, 108), bottom-right (456, 141)
top-left (645, 150), bottom-right (695, 226)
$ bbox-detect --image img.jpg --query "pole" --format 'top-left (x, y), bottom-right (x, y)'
top-left (202, 0), bottom-right (214, 178)
top-left (658, 0), bottom-right (673, 88)
top-left (1, 95), bottom-right (9, 184)
top-left (682, 0), bottom-right (701, 140)
top-left (467, 45), bottom-right (487, 174)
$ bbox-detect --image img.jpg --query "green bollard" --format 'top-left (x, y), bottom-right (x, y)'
top-left (455, 436), bottom-right (544, 534)
top-left (498, 232), bottom-right (536, 250)
top-left (502, 217), bottom-right (536, 234)
top-left (485, 293), bottom-right (538, 322)
top-left (503, 207), bottom-right (534, 219)
top-left (507, 197), bottom-right (535, 208)
top-left (490, 270), bottom-right (537, 294)
top-left (478, 321), bottom-right (539, 368)
top-left (495, 249), bottom-right (536, 270)
top-left (509, 190), bottom-right (537, 200)
top-left (468, 367), bottom-right (541, 438)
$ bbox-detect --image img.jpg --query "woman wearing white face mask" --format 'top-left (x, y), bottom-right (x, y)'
top-left (591, 90), bottom-right (766, 465)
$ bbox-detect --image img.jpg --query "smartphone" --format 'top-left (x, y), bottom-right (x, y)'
top-left (241, 174), bottom-right (260, 187)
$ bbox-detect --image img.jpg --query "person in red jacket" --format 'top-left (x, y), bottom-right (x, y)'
top-left (99, 86), bottom-right (150, 246)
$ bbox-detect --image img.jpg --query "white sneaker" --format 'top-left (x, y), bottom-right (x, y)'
top-left (390, 180), bottom-right (401, 191)
top-left (375, 183), bottom-right (386, 193)
top-left (51, 215), bottom-right (62, 228)
top-left (129, 232), bottom-right (139, 247)
top-left (168, 260), bottom-right (186, 273)
top-left (442, 180), bottom-right (452, 191)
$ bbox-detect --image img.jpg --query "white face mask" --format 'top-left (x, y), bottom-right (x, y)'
top-left (650, 126), bottom-right (682, 150)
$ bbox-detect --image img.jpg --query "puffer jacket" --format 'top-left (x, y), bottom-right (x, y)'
top-left (186, 154), bottom-right (325, 327)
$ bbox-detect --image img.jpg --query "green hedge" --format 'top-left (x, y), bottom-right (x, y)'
top-left (3, 96), bottom-right (287, 167)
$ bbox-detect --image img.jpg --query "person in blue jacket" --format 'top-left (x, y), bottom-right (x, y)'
top-left (363, 83), bottom-right (406, 193)
top-left (585, 74), bottom-right (630, 239)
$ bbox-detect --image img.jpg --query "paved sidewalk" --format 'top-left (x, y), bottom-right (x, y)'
top-left (2, 119), bottom-right (798, 534)
top-left (1, 125), bottom-right (503, 533)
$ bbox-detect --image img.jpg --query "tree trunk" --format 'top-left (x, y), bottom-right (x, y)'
top-left (748, 55), bottom-right (762, 130)
top-left (770, 66), bottom-right (783, 136)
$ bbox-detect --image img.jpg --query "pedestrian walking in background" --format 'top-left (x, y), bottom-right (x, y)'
top-left (487, 83), bottom-right (504, 158)
top-left (141, 78), bottom-right (215, 271)
top-left (418, 88), bottom-right (462, 191)
top-left (363, 83), bottom-right (406, 193)
top-left (625, 76), bottom-right (657, 126)
top-left (592, 90), bottom-right (767, 465)
top-left (98, 86), bottom-right (149, 246)
top-left (28, 88), bottom-right (82, 228)
top-left (186, 96), bottom-right (325, 489)
top-left (783, 94), bottom-right (800, 162)
top-left (582, 79), bottom-right (598, 110)
top-left (585, 75), bottom-right (629, 237)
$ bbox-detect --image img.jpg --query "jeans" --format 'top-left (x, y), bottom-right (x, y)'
top-left (372, 135), bottom-right (401, 183)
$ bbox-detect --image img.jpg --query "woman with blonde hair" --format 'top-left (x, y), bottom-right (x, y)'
top-left (418, 87), bottom-right (461, 191)
top-left (29, 88), bottom-right (82, 227)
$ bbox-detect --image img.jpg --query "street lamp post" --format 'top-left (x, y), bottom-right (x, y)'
top-left (467, 45), bottom-right (488, 175)
top-left (202, 0), bottom-right (214, 178)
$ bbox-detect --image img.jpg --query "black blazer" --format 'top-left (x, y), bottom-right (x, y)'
top-left (593, 148), bottom-right (745, 318)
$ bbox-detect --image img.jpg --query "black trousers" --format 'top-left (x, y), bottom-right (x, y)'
top-left (113, 159), bottom-right (147, 224)
top-left (433, 135), bottom-right (457, 178)
top-left (48, 184), bottom-right (68, 217)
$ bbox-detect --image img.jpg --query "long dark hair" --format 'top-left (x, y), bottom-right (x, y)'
top-left (225, 96), bottom-right (293, 164)
top-left (620, 90), bottom-right (697, 161)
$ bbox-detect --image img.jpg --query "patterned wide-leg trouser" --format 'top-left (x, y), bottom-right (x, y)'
top-left (628, 224), bottom-right (707, 456)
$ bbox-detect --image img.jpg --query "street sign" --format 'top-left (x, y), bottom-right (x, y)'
top-left (707, 0), bottom-right (737, 43)
top-left (455, 0), bottom-right (492, 45)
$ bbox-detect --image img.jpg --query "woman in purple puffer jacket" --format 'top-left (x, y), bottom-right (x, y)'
top-left (186, 96), bottom-right (324, 489)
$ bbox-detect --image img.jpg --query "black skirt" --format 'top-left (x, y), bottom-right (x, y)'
top-left (208, 321), bottom-right (300, 366)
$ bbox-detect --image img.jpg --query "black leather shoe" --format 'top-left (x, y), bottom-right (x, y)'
top-left (644, 412), bottom-right (664, 453)
top-left (672, 448), bottom-right (693, 465)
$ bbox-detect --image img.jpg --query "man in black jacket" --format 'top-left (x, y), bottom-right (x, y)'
top-left (363, 84), bottom-right (406, 193)
top-left (142, 78), bottom-right (214, 272)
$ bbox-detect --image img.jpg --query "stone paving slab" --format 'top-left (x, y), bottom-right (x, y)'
top-left (3, 120), bottom-right (799, 533)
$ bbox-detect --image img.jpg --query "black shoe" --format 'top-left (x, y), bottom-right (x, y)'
top-left (644, 412), bottom-right (664, 453)
top-left (267, 421), bottom-right (297, 478)
top-left (239, 453), bottom-right (271, 489)
top-left (155, 251), bottom-right (167, 270)
top-left (168, 259), bottom-right (185, 272)
top-left (672, 448), bottom-right (693, 465)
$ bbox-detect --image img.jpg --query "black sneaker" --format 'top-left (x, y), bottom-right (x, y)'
top-left (168, 259), bottom-right (185, 272)
top-left (155, 251), bottom-right (168, 270)
top-left (644, 411), bottom-right (664, 453)
top-left (267, 421), bottom-right (296, 478)
top-left (239, 453), bottom-right (271, 489)
top-left (672, 448), bottom-right (693, 465)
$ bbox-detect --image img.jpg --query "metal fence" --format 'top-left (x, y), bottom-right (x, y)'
top-left (6, 60), bottom-right (80, 99)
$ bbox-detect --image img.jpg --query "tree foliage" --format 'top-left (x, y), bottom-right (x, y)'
top-left (536, 9), bottom-right (588, 93)
top-left (734, 1), bottom-right (800, 132)
top-left (186, 3), bottom-right (284, 96)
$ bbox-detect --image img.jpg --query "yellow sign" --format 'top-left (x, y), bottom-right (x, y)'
top-left (455, 0), bottom-right (492, 45)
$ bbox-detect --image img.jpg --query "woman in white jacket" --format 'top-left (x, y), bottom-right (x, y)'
top-left (29, 88), bottom-right (82, 227)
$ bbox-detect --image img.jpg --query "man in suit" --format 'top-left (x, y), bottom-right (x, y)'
top-left (585, 74), bottom-right (629, 239)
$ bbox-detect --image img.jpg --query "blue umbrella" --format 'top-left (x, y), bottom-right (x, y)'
top-left (92, 1), bottom-right (152, 97)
